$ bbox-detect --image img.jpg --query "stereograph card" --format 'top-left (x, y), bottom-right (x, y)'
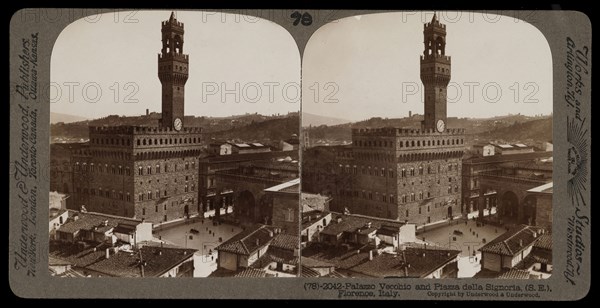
top-left (8, 9), bottom-right (591, 300)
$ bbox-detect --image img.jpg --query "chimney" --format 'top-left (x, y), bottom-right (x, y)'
top-left (366, 222), bottom-right (372, 228)
top-left (422, 252), bottom-right (426, 258)
top-left (519, 239), bottom-right (523, 247)
top-left (369, 250), bottom-right (374, 261)
top-left (105, 248), bottom-right (110, 259)
top-left (146, 109), bottom-right (149, 115)
top-left (104, 220), bottom-right (109, 227)
top-left (268, 230), bottom-right (274, 237)
top-left (256, 239), bottom-right (260, 246)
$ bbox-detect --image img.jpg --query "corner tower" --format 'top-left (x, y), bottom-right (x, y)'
top-left (158, 12), bottom-right (189, 130)
top-left (420, 13), bottom-right (451, 132)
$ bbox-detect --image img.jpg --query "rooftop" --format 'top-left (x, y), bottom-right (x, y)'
top-left (527, 182), bottom-right (553, 194)
top-left (233, 268), bottom-right (269, 278)
top-left (351, 248), bottom-right (460, 278)
top-left (479, 225), bottom-right (545, 256)
top-left (534, 235), bottom-right (552, 252)
top-left (497, 268), bottom-right (532, 279)
top-left (264, 178), bottom-right (300, 193)
top-left (474, 268), bottom-right (531, 279)
top-left (57, 211), bottom-right (144, 234)
top-left (49, 241), bottom-right (196, 277)
top-left (269, 233), bottom-right (299, 251)
top-left (301, 193), bottom-right (330, 213)
top-left (300, 266), bottom-right (321, 278)
top-left (216, 225), bottom-right (276, 255)
top-left (302, 243), bottom-right (459, 278)
top-left (319, 213), bottom-right (407, 237)
top-left (463, 151), bottom-right (552, 165)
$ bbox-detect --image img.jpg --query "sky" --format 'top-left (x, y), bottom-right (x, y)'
top-left (302, 11), bottom-right (553, 122)
top-left (51, 10), bottom-right (301, 118)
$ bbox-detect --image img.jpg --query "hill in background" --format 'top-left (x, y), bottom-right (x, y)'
top-left (51, 112), bottom-right (299, 144)
top-left (305, 114), bottom-right (552, 146)
top-left (50, 112), bottom-right (88, 124)
top-left (302, 112), bottom-right (351, 127)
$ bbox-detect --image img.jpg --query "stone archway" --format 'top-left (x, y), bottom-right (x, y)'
top-left (522, 195), bottom-right (537, 225)
top-left (501, 191), bottom-right (519, 220)
top-left (236, 190), bottom-right (257, 222)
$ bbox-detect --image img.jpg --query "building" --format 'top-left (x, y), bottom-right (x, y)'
top-left (473, 143), bottom-right (495, 157)
top-left (215, 225), bottom-right (299, 277)
top-left (302, 243), bottom-right (460, 278)
top-left (198, 150), bottom-right (298, 218)
top-left (316, 213), bottom-right (416, 249)
top-left (477, 159), bottom-right (552, 225)
top-left (301, 193), bottom-right (332, 243)
top-left (231, 142), bottom-right (271, 154)
top-left (320, 15), bottom-right (465, 225)
top-left (50, 13), bottom-right (203, 224)
top-left (526, 182), bottom-right (553, 229)
top-left (49, 192), bottom-right (70, 235)
top-left (267, 179), bottom-right (301, 235)
top-left (49, 242), bottom-right (197, 277)
top-left (281, 136), bottom-right (300, 151)
top-left (54, 211), bottom-right (153, 246)
top-left (208, 141), bottom-right (233, 155)
top-left (493, 143), bottom-right (534, 155)
top-left (476, 224), bottom-right (551, 279)
top-left (461, 151), bottom-right (553, 217)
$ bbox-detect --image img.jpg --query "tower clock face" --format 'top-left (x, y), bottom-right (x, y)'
top-left (436, 120), bottom-right (445, 133)
top-left (173, 118), bottom-right (183, 131)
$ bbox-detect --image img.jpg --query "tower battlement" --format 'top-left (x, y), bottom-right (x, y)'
top-left (161, 20), bottom-right (184, 29)
top-left (352, 127), bottom-right (465, 137)
top-left (158, 53), bottom-right (189, 61)
top-left (89, 125), bottom-right (201, 135)
top-left (424, 21), bottom-right (446, 31)
top-left (420, 54), bottom-right (451, 63)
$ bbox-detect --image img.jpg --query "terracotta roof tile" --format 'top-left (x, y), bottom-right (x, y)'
top-left (269, 234), bottom-right (299, 251)
top-left (57, 211), bottom-right (143, 234)
top-left (234, 268), bottom-right (268, 278)
top-left (497, 268), bottom-right (531, 279)
top-left (216, 225), bottom-right (275, 255)
top-left (301, 266), bottom-right (321, 277)
top-left (479, 225), bottom-right (543, 256)
top-left (49, 241), bottom-right (196, 277)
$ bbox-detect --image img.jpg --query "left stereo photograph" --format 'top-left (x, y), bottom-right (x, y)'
top-left (48, 10), bottom-right (301, 278)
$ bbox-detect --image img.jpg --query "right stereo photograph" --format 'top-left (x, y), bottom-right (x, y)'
top-left (300, 11), bottom-right (553, 279)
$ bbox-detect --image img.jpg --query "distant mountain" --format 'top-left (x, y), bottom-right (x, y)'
top-left (302, 112), bottom-right (350, 127)
top-left (50, 112), bottom-right (299, 144)
top-left (209, 114), bottom-right (299, 144)
top-left (304, 114), bottom-right (553, 146)
top-left (478, 117), bottom-right (552, 143)
top-left (50, 112), bottom-right (88, 124)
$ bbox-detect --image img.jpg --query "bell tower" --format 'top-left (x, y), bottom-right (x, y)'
top-left (158, 12), bottom-right (189, 130)
top-left (420, 13), bottom-right (451, 132)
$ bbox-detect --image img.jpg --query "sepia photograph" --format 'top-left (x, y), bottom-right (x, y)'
top-left (300, 12), bottom-right (553, 279)
top-left (48, 10), bottom-right (301, 278)
top-left (8, 7), bottom-right (592, 299)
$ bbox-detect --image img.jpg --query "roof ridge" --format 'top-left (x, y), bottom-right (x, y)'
top-left (502, 226), bottom-right (534, 254)
top-left (238, 225), bottom-right (266, 242)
